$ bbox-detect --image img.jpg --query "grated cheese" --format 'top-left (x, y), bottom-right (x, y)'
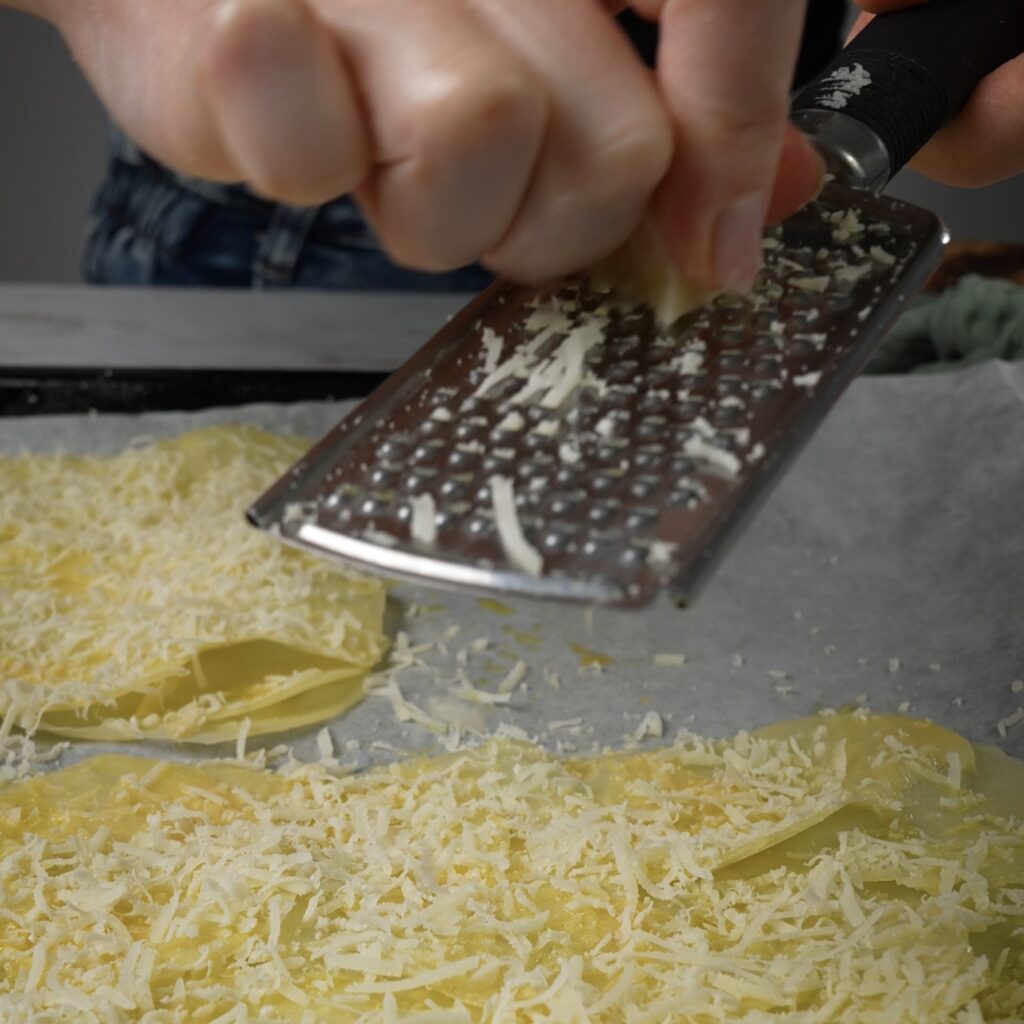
top-left (683, 435), bottom-right (743, 477)
top-left (631, 710), bottom-right (664, 741)
top-left (409, 493), bottom-right (439, 546)
top-left (870, 245), bottom-right (896, 266)
top-left (0, 733), bottom-right (66, 785)
top-left (648, 540), bottom-right (679, 567)
top-left (830, 208), bottom-right (865, 241)
top-left (496, 412), bottom-right (525, 433)
top-left (996, 707), bottom-right (1024, 739)
top-left (367, 677), bottom-right (449, 736)
top-left (496, 660), bottom-right (528, 694)
top-left (489, 476), bottom-right (543, 577)
top-left (547, 717), bottom-right (583, 733)
top-left (653, 653), bottom-right (687, 667)
top-left (557, 441), bottom-right (581, 465)
top-left (480, 328), bottom-right (504, 375)
top-left (791, 275), bottom-right (831, 292)
top-left (448, 675), bottom-right (512, 708)
top-left (543, 668), bottom-right (561, 690)
top-left (670, 350), bottom-right (705, 376)
top-left (0, 712), bottom-right (1020, 1021)
top-left (793, 371), bottom-right (822, 389)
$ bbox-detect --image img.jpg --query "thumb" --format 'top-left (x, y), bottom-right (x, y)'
top-left (650, 0), bottom-right (818, 292)
top-left (766, 123), bottom-right (825, 224)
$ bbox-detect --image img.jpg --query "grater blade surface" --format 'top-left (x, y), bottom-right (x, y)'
top-left (249, 184), bottom-right (945, 608)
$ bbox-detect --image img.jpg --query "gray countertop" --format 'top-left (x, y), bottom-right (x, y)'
top-left (0, 284), bottom-right (472, 370)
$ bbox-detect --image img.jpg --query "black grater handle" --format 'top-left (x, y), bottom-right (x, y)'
top-left (791, 0), bottom-right (1024, 190)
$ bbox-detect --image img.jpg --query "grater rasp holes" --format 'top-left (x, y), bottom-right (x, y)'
top-left (257, 187), bottom-right (939, 606)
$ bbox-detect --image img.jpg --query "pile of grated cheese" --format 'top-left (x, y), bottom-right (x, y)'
top-left (1, 711), bottom-right (1021, 1022)
top-left (0, 427), bottom-right (388, 743)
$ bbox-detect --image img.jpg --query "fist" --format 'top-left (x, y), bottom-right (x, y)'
top-left (55, 0), bottom-right (823, 289)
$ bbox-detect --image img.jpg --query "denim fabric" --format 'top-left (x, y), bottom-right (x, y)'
top-left (83, 134), bottom-right (494, 292)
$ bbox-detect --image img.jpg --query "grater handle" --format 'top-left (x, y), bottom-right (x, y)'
top-left (791, 0), bottom-right (1024, 192)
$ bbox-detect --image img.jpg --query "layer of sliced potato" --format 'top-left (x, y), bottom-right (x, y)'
top-left (0, 427), bottom-right (387, 742)
top-left (0, 712), bottom-right (1020, 1021)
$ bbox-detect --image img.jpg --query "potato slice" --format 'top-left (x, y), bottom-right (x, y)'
top-left (0, 427), bottom-right (388, 742)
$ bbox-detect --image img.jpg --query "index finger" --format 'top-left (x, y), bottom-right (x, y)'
top-left (648, 0), bottom-right (818, 292)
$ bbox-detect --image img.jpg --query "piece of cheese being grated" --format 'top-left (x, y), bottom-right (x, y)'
top-left (0, 428), bottom-right (388, 743)
top-left (0, 712), bottom-right (1021, 1021)
top-left (588, 216), bottom-right (713, 324)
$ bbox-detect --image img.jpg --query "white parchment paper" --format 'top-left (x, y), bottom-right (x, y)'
top-left (2, 360), bottom-right (1022, 768)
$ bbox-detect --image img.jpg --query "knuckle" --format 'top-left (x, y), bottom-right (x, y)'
top-left (203, 0), bottom-right (288, 79)
top-left (408, 63), bottom-right (544, 164)
top-left (468, 66), bottom-right (546, 138)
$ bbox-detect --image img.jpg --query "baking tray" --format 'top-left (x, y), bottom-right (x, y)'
top-left (0, 367), bottom-right (388, 416)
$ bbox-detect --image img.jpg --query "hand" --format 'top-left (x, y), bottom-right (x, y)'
top-left (633, 0), bottom-right (823, 292)
top-left (855, 0), bottom-right (1024, 186)
top-left (41, 0), bottom-right (822, 289)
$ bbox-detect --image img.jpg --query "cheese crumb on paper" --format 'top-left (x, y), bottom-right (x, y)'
top-left (653, 653), bottom-right (687, 667)
top-left (997, 707), bottom-right (1024, 739)
top-left (631, 709), bottom-right (664, 741)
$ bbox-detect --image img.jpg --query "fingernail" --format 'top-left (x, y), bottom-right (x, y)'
top-left (713, 191), bottom-right (769, 293)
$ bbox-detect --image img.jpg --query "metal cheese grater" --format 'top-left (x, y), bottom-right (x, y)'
top-left (250, 0), bottom-right (1024, 609)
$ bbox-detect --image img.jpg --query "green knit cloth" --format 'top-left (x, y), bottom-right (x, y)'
top-left (865, 274), bottom-right (1024, 374)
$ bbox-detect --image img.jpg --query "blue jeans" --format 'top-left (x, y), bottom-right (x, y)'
top-left (83, 136), bottom-right (493, 292)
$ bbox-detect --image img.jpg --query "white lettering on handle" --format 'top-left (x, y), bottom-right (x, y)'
top-left (817, 63), bottom-right (873, 110)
